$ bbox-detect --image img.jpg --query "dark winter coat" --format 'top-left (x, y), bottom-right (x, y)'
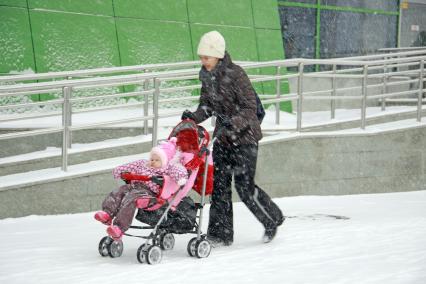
top-left (191, 52), bottom-right (262, 146)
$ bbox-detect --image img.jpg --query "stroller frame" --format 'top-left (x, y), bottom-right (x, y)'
top-left (98, 120), bottom-right (213, 264)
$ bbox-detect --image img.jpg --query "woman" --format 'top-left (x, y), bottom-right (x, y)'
top-left (181, 31), bottom-right (284, 246)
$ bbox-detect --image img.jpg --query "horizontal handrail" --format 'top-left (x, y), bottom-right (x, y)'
top-left (0, 127), bottom-right (63, 140)
top-left (160, 84), bottom-right (201, 94)
top-left (0, 111), bottom-right (61, 123)
top-left (311, 60), bottom-right (421, 76)
top-left (69, 115), bottom-right (156, 131)
top-left (379, 47), bottom-right (426, 52)
top-left (1, 49), bottom-right (424, 83)
top-left (303, 95), bottom-right (364, 100)
top-left (159, 96), bottom-right (199, 104)
top-left (69, 89), bottom-right (153, 103)
top-left (0, 50), bottom-right (425, 172)
top-left (0, 60), bottom-right (254, 83)
top-left (0, 99), bottom-right (63, 111)
top-left (368, 89), bottom-right (423, 100)
top-left (0, 88), bottom-right (62, 98)
top-left (263, 95), bottom-right (298, 103)
top-left (1, 55), bottom-right (426, 94)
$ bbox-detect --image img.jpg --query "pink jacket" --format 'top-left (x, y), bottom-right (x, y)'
top-left (112, 159), bottom-right (188, 194)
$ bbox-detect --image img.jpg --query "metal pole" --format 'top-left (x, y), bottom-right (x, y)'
top-left (397, 4), bottom-right (402, 48)
top-left (361, 65), bottom-right (368, 130)
top-left (67, 85), bottom-right (72, 150)
top-left (381, 56), bottom-right (388, 111)
top-left (296, 62), bottom-right (304, 131)
top-left (66, 75), bottom-right (73, 149)
top-left (417, 59), bottom-right (424, 122)
top-left (197, 152), bottom-right (210, 240)
top-left (143, 77), bottom-right (150, 135)
top-left (275, 66), bottom-right (281, 125)
top-left (331, 64), bottom-right (336, 119)
top-left (152, 78), bottom-right (160, 148)
top-left (61, 86), bottom-right (72, 171)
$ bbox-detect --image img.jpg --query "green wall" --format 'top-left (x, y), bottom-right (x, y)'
top-left (0, 6), bottom-right (35, 74)
top-left (0, 0), bottom-right (290, 111)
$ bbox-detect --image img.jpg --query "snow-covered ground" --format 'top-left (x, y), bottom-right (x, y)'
top-left (0, 190), bottom-right (425, 284)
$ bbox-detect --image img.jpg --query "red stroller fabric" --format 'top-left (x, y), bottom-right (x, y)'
top-left (169, 119), bottom-right (214, 196)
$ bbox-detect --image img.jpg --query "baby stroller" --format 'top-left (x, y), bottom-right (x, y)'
top-left (97, 119), bottom-right (214, 264)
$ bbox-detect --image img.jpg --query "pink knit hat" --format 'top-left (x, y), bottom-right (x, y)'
top-left (150, 137), bottom-right (178, 168)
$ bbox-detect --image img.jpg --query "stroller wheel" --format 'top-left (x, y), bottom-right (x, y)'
top-left (146, 245), bottom-right (162, 265)
top-left (108, 239), bottom-right (124, 258)
top-left (195, 239), bottom-right (211, 258)
top-left (159, 233), bottom-right (175, 250)
top-left (137, 244), bottom-right (148, 264)
top-left (98, 236), bottom-right (113, 257)
top-left (187, 237), bottom-right (197, 257)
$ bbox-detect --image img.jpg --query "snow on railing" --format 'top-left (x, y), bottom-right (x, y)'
top-left (0, 50), bottom-right (425, 171)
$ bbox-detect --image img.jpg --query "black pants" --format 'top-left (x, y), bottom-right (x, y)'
top-left (207, 142), bottom-right (283, 243)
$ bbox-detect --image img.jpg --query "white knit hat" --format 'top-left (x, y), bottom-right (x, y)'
top-left (197, 31), bottom-right (226, 59)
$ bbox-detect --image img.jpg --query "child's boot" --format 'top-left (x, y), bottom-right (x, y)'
top-left (106, 225), bottom-right (123, 241)
top-left (94, 211), bottom-right (112, 225)
top-left (135, 197), bottom-right (151, 209)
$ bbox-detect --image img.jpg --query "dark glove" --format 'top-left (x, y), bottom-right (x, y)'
top-left (220, 116), bottom-right (232, 129)
top-left (181, 110), bottom-right (194, 121)
top-left (151, 175), bottom-right (164, 187)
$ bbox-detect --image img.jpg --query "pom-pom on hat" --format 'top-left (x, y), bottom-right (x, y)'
top-left (150, 137), bottom-right (178, 168)
top-left (197, 31), bottom-right (226, 59)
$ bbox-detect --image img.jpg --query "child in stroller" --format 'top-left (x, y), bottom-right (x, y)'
top-left (94, 137), bottom-right (189, 240)
top-left (95, 120), bottom-right (214, 264)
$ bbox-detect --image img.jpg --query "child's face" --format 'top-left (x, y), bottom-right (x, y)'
top-left (199, 55), bottom-right (219, 71)
top-left (149, 154), bottom-right (162, 168)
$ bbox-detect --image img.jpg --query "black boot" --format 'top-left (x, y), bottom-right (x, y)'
top-left (263, 216), bottom-right (285, 243)
top-left (262, 226), bottom-right (278, 243)
top-left (207, 236), bottom-right (233, 248)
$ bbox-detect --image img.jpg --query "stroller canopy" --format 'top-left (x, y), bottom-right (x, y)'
top-left (169, 120), bottom-right (210, 155)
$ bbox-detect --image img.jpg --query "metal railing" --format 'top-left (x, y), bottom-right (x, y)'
top-left (0, 60), bottom-right (254, 83)
top-left (379, 47), bottom-right (426, 53)
top-left (0, 50), bottom-right (425, 171)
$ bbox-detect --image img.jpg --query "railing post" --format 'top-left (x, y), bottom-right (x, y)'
top-left (381, 56), bottom-right (388, 111)
top-left (152, 78), bottom-right (160, 148)
top-left (66, 76), bottom-right (73, 148)
top-left (143, 75), bottom-right (150, 135)
top-left (275, 66), bottom-right (281, 125)
top-left (331, 64), bottom-right (336, 119)
top-left (417, 59), bottom-right (424, 122)
top-left (296, 62), bottom-right (304, 131)
top-left (361, 65), bottom-right (368, 130)
top-left (61, 86), bottom-right (72, 171)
